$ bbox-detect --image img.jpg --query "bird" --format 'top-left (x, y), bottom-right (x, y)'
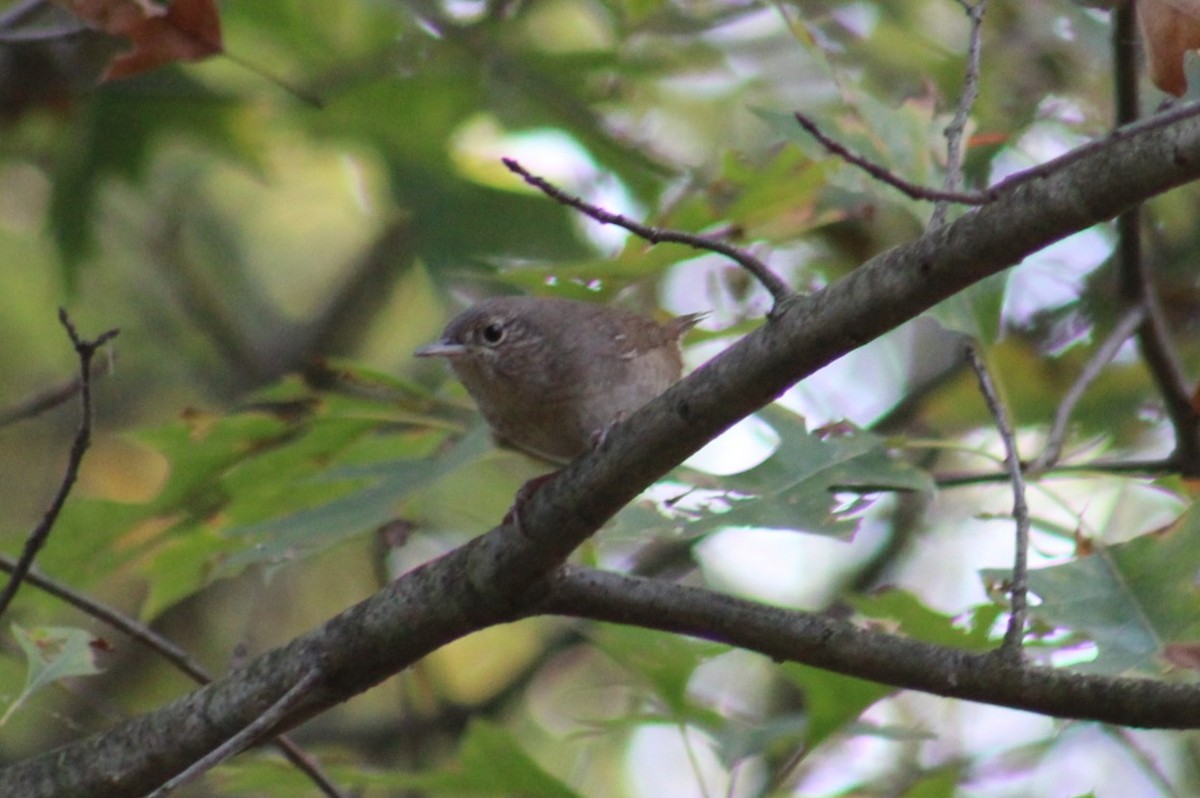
top-left (415, 296), bottom-right (703, 463)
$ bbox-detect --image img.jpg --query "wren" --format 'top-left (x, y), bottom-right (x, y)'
top-left (415, 296), bottom-right (702, 462)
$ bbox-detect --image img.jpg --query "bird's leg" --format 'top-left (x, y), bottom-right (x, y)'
top-left (589, 411), bottom-right (628, 453)
top-left (503, 471), bottom-right (559, 538)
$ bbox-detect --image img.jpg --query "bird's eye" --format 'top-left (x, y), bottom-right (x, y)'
top-left (481, 322), bottom-right (506, 345)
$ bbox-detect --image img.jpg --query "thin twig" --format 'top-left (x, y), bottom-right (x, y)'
top-left (0, 555), bottom-right (208, 681)
top-left (0, 0), bottom-right (52, 28)
top-left (0, 556), bottom-right (348, 798)
top-left (1030, 305), bottom-right (1146, 472)
top-left (0, 311), bottom-right (118, 620)
top-left (0, 0), bottom-right (97, 42)
top-left (0, 22), bottom-right (89, 43)
top-left (1102, 726), bottom-right (1183, 798)
top-left (145, 669), bottom-right (322, 798)
top-left (1003, 99), bottom-right (1200, 191)
top-left (1109, 4), bottom-right (1200, 473)
top-left (792, 112), bottom-right (993, 206)
top-left (801, 97), bottom-right (1200, 211)
top-left (964, 342), bottom-right (1028, 659)
top-left (931, 0), bottom-right (987, 228)
top-left (0, 376), bottom-right (84, 430)
top-left (935, 457), bottom-right (1172, 487)
top-left (1135, 293), bottom-right (1198, 470)
top-left (0, 359), bottom-right (114, 430)
top-left (501, 157), bottom-right (792, 309)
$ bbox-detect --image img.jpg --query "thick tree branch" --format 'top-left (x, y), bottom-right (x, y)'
top-left (0, 555), bottom-right (347, 798)
top-left (541, 566), bottom-right (1200, 729)
top-left (7, 106), bottom-right (1200, 797)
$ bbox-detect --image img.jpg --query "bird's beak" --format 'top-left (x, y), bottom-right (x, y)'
top-left (414, 340), bottom-right (468, 359)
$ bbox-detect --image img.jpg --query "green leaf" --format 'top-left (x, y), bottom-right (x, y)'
top-left (40, 373), bottom-right (473, 618)
top-left (210, 719), bottom-right (583, 797)
top-left (713, 713), bottom-right (809, 767)
top-left (590, 625), bottom-right (726, 718)
top-left (781, 663), bottom-right (894, 753)
top-left (850, 590), bottom-right (1001, 651)
top-left (216, 422), bottom-right (497, 577)
top-left (407, 719), bottom-right (583, 797)
top-left (684, 405), bottom-right (933, 539)
top-left (900, 765), bottom-right (965, 798)
top-left (49, 73), bottom-right (265, 287)
top-left (983, 502), bottom-right (1200, 674)
top-left (753, 92), bottom-right (937, 207)
top-left (1, 625), bottom-right (103, 726)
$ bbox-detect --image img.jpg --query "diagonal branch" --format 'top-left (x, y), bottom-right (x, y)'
top-left (6, 95), bottom-right (1200, 798)
top-left (501, 157), bottom-right (792, 308)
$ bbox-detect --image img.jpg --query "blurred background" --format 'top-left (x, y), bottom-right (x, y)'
top-left (0, 0), bottom-right (1198, 795)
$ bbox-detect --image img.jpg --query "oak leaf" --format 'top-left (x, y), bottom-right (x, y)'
top-left (1137, 0), bottom-right (1200, 95)
top-left (55, 0), bottom-right (223, 82)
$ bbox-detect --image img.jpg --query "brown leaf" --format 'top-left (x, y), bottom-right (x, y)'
top-left (88, 636), bottom-right (115, 653)
top-left (56, 0), bottom-right (223, 82)
top-left (1137, 0), bottom-right (1200, 95)
top-left (1162, 641), bottom-right (1200, 670)
top-left (1073, 527), bottom-right (1096, 557)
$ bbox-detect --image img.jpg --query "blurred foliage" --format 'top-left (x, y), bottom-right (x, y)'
top-left (0, 0), bottom-right (1199, 796)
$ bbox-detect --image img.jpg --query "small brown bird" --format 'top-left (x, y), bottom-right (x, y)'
top-left (415, 296), bottom-right (703, 463)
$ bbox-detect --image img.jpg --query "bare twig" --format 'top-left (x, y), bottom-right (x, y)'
top-left (501, 157), bottom-right (792, 309)
top-left (1102, 726), bottom-right (1182, 798)
top-left (0, 377), bottom-right (83, 430)
top-left (0, 23), bottom-right (88, 43)
top-left (0, 555), bottom-right (348, 798)
top-left (0, 555), bottom-right (207, 681)
top-left (1003, 100), bottom-right (1200, 191)
top-left (145, 669), bottom-right (322, 798)
top-left (1135, 295), bottom-right (1198, 471)
top-left (801, 97), bottom-right (1200, 213)
top-left (217, 50), bottom-right (325, 109)
top-left (1030, 305), bottom-right (1146, 472)
top-left (964, 343), bottom-right (1028, 658)
top-left (0, 357), bottom-right (114, 430)
top-left (931, 0), bottom-right (987, 228)
top-left (0, 311), bottom-right (118, 620)
top-left (1110, 4), bottom-right (1200, 473)
top-left (0, 0), bottom-right (49, 28)
top-left (792, 112), bottom-right (993, 206)
top-left (935, 457), bottom-right (1172, 487)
